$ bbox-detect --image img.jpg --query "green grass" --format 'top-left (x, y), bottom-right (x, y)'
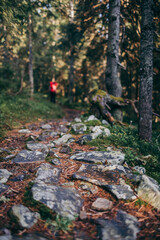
top-left (0, 93), bottom-right (64, 140)
top-left (87, 124), bottom-right (160, 183)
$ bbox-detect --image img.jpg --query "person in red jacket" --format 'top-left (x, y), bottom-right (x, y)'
top-left (49, 78), bottom-right (58, 103)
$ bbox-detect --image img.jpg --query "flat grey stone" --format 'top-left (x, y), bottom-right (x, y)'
top-left (41, 124), bottom-right (52, 129)
top-left (91, 198), bottom-right (113, 211)
top-left (53, 134), bottom-right (73, 145)
top-left (26, 142), bottom-right (49, 153)
top-left (12, 150), bottom-right (47, 164)
top-left (70, 150), bottom-right (125, 165)
top-left (51, 158), bottom-right (61, 165)
top-left (97, 210), bottom-right (139, 240)
top-left (72, 164), bottom-right (136, 200)
top-left (34, 163), bottom-right (61, 184)
top-left (18, 129), bottom-right (31, 134)
top-left (72, 164), bottom-right (123, 185)
top-left (137, 175), bottom-right (160, 210)
top-left (10, 204), bottom-right (40, 228)
top-left (105, 184), bottom-right (136, 200)
top-left (0, 184), bottom-right (9, 194)
top-left (71, 123), bottom-right (87, 134)
top-left (0, 169), bottom-right (12, 183)
top-left (32, 183), bottom-right (83, 220)
top-left (48, 131), bottom-right (58, 137)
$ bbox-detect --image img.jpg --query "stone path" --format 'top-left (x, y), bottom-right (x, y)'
top-left (0, 114), bottom-right (160, 239)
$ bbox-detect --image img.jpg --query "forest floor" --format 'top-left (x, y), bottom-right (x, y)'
top-left (0, 108), bottom-right (160, 240)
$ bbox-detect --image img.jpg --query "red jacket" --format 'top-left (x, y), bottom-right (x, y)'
top-left (50, 81), bottom-right (58, 92)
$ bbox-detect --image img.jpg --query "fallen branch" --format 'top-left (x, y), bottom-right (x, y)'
top-left (152, 112), bottom-right (160, 118)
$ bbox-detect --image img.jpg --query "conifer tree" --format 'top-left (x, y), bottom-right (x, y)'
top-left (139, 0), bottom-right (154, 141)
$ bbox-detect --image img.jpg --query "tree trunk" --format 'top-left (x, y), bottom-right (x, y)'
top-left (68, 0), bottom-right (74, 104)
top-left (68, 45), bottom-right (74, 104)
top-left (106, 0), bottom-right (122, 121)
top-left (106, 0), bottom-right (122, 98)
top-left (28, 14), bottom-right (34, 98)
top-left (139, 0), bottom-right (154, 141)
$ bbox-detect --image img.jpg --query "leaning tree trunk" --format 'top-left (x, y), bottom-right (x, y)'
top-left (139, 0), bottom-right (154, 141)
top-left (28, 14), bottom-right (34, 99)
top-left (106, 0), bottom-right (122, 120)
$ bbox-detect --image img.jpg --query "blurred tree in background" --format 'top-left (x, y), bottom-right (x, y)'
top-left (0, 0), bottom-right (160, 130)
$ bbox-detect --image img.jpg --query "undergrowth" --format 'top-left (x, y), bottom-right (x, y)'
top-left (88, 124), bottom-right (160, 183)
top-left (0, 93), bottom-right (64, 140)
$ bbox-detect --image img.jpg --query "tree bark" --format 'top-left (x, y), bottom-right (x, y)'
top-left (68, 44), bottom-right (74, 104)
top-left (68, 0), bottom-right (74, 104)
top-left (28, 14), bottom-right (34, 98)
top-left (106, 0), bottom-right (122, 98)
top-left (139, 0), bottom-right (154, 141)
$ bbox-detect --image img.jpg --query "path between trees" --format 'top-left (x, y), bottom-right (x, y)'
top-left (0, 109), bottom-right (160, 239)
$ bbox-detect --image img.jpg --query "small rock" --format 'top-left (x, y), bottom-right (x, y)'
top-left (102, 120), bottom-right (109, 125)
top-left (91, 198), bottom-right (113, 211)
top-left (133, 166), bottom-right (146, 174)
top-left (10, 174), bottom-right (25, 182)
top-left (48, 150), bottom-right (56, 157)
top-left (91, 126), bottom-right (110, 138)
top-left (0, 184), bottom-right (9, 194)
top-left (26, 142), bottom-right (49, 153)
top-left (53, 134), bottom-right (73, 145)
top-left (51, 158), bottom-right (61, 165)
top-left (0, 196), bottom-right (10, 203)
top-left (0, 169), bottom-right (12, 183)
top-left (59, 145), bottom-right (71, 154)
top-left (49, 131), bottom-right (58, 137)
top-left (79, 210), bottom-right (87, 220)
top-left (67, 138), bottom-right (75, 144)
top-left (18, 129), bottom-right (31, 134)
top-left (71, 123), bottom-right (87, 134)
top-left (85, 115), bottom-right (98, 122)
top-left (59, 125), bottom-right (68, 133)
top-left (76, 135), bottom-right (93, 145)
top-left (74, 118), bottom-right (82, 123)
top-left (9, 204), bottom-right (40, 228)
top-left (3, 154), bottom-right (16, 160)
top-left (40, 124), bottom-right (52, 129)
top-left (47, 143), bottom-right (55, 148)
